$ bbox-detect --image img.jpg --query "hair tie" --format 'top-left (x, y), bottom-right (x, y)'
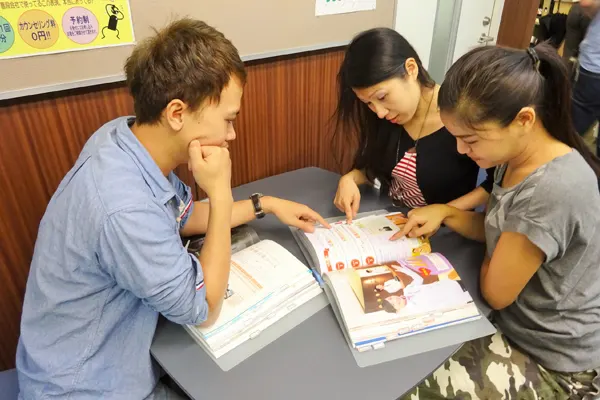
top-left (527, 48), bottom-right (541, 72)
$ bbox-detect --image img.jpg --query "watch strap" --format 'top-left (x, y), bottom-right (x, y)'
top-left (250, 193), bottom-right (265, 219)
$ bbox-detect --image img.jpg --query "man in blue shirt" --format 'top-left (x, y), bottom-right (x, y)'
top-left (572, 0), bottom-right (600, 156)
top-left (563, 2), bottom-right (591, 76)
top-left (16, 19), bottom-right (329, 399)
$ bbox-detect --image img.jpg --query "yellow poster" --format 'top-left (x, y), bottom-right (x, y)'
top-left (0, 0), bottom-right (134, 59)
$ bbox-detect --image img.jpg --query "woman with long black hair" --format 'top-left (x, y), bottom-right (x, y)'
top-left (396, 43), bottom-right (600, 400)
top-left (332, 28), bottom-right (492, 221)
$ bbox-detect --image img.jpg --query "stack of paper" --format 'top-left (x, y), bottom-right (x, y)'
top-left (184, 240), bottom-right (322, 359)
top-left (324, 253), bottom-right (481, 351)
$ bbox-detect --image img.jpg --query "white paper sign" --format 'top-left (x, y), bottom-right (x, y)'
top-left (315, 0), bottom-right (377, 16)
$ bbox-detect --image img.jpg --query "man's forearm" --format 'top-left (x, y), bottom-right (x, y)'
top-left (198, 198), bottom-right (233, 326)
top-left (181, 197), bottom-right (274, 237)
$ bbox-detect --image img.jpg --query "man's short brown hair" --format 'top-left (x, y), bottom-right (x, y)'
top-left (125, 18), bottom-right (246, 124)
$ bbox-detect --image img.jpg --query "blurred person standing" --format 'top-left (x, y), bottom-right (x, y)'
top-left (572, 0), bottom-right (600, 156)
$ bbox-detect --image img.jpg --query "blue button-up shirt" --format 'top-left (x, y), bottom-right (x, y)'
top-left (16, 117), bottom-right (208, 399)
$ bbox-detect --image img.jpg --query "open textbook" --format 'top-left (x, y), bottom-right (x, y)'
top-left (292, 211), bottom-right (481, 351)
top-left (182, 226), bottom-right (322, 360)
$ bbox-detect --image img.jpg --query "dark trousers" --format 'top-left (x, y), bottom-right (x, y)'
top-left (572, 66), bottom-right (600, 156)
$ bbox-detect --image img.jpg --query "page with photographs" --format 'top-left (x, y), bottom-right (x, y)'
top-left (302, 212), bottom-right (431, 275)
top-left (325, 253), bottom-right (480, 347)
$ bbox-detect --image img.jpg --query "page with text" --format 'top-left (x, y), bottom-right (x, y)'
top-left (302, 213), bottom-right (430, 275)
top-left (196, 240), bottom-right (313, 339)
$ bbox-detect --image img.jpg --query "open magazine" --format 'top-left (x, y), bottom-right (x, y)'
top-left (292, 211), bottom-right (481, 351)
top-left (300, 212), bottom-right (431, 277)
top-left (182, 226), bottom-right (322, 359)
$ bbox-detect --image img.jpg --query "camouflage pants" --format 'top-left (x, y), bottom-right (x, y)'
top-left (400, 331), bottom-right (600, 400)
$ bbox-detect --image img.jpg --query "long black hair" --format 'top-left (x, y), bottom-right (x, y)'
top-left (438, 43), bottom-right (600, 177)
top-left (332, 28), bottom-right (435, 183)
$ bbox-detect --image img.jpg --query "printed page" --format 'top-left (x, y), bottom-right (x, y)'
top-left (326, 258), bottom-right (477, 346)
top-left (194, 240), bottom-right (313, 339)
top-left (301, 222), bottom-right (362, 274)
top-left (353, 214), bottom-right (404, 263)
top-left (302, 212), bottom-right (430, 275)
top-left (209, 284), bottom-right (323, 358)
top-left (204, 272), bottom-right (318, 352)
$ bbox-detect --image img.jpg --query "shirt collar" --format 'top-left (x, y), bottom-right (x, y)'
top-left (114, 116), bottom-right (177, 205)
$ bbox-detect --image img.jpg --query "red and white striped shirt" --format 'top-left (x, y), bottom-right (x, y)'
top-left (390, 151), bottom-right (427, 208)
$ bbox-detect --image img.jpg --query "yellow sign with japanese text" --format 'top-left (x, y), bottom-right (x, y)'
top-left (0, 0), bottom-right (134, 59)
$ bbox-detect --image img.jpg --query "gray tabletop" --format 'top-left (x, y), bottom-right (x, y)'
top-left (151, 167), bottom-right (490, 400)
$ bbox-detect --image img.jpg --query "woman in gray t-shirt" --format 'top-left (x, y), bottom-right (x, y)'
top-left (396, 43), bottom-right (600, 400)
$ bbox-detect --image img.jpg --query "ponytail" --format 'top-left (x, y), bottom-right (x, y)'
top-left (439, 43), bottom-right (600, 177)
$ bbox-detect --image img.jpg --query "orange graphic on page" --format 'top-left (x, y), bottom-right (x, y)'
top-left (411, 243), bottom-right (432, 256)
top-left (385, 213), bottom-right (408, 229)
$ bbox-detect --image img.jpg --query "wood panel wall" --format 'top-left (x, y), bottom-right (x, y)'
top-left (497, 0), bottom-right (539, 49)
top-left (0, 48), bottom-right (349, 371)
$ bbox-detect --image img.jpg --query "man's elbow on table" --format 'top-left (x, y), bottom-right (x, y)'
top-left (195, 282), bottom-right (230, 327)
top-left (156, 283), bottom-right (210, 326)
top-left (196, 299), bottom-right (224, 328)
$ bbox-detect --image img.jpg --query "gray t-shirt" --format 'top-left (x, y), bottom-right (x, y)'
top-left (485, 151), bottom-right (600, 372)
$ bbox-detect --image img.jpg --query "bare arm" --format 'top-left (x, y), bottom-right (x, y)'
top-left (392, 204), bottom-right (486, 243)
top-left (334, 169), bottom-right (372, 222)
top-left (443, 206), bottom-right (487, 242)
top-left (447, 186), bottom-right (490, 211)
top-left (180, 199), bottom-right (259, 237)
top-left (181, 196), bottom-right (330, 237)
top-left (198, 197), bottom-right (233, 327)
top-left (346, 169), bottom-right (370, 186)
top-left (184, 142), bottom-right (234, 327)
top-left (480, 232), bottom-right (544, 310)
